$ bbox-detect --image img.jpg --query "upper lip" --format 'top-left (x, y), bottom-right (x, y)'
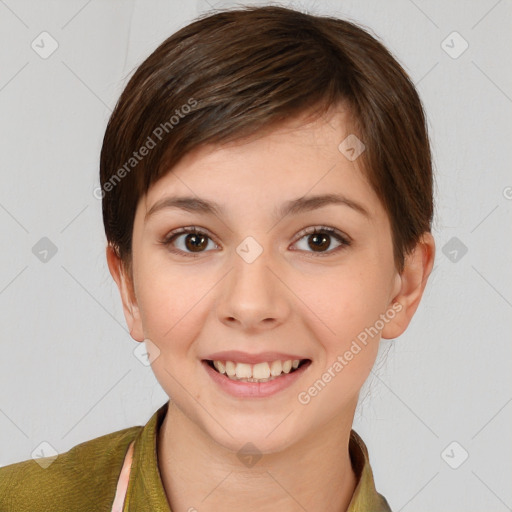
top-left (204, 350), bottom-right (309, 365)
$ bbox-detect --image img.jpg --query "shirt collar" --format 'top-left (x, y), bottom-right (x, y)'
top-left (123, 401), bottom-right (171, 511)
top-left (124, 400), bottom-right (391, 511)
top-left (346, 429), bottom-right (392, 511)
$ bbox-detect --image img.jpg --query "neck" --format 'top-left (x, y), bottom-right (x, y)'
top-left (157, 402), bottom-right (358, 512)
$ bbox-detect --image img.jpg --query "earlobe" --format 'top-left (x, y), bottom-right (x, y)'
top-left (106, 245), bottom-right (145, 342)
top-left (381, 232), bottom-right (436, 340)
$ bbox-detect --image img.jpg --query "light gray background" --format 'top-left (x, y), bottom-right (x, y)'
top-left (1, 0), bottom-right (511, 510)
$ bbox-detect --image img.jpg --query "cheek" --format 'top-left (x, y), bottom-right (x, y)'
top-left (134, 257), bottom-right (201, 348)
top-left (308, 265), bottom-right (390, 337)
top-left (309, 273), bottom-right (385, 394)
top-left (306, 271), bottom-right (391, 391)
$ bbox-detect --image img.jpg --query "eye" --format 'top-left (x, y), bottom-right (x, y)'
top-left (292, 226), bottom-right (351, 257)
top-left (160, 226), bottom-right (218, 258)
top-left (160, 225), bottom-right (351, 258)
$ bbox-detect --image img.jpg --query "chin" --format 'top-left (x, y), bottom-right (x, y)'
top-left (205, 417), bottom-right (304, 457)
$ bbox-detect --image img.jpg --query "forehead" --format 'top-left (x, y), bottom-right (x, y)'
top-left (138, 108), bottom-right (385, 227)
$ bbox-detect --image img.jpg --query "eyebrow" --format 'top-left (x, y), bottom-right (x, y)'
top-left (144, 193), bottom-right (371, 223)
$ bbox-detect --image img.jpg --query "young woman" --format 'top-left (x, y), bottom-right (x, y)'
top-left (0, 5), bottom-right (435, 511)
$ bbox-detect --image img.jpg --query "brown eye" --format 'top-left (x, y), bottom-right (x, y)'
top-left (162, 227), bottom-right (217, 257)
top-left (161, 225), bottom-right (351, 259)
top-left (293, 226), bottom-right (351, 256)
top-left (307, 232), bottom-right (331, 252)
top-left (183, 232), bottom-right (209, 252)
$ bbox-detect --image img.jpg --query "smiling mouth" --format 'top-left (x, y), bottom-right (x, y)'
top-left (204, 359), bottom-right (311, 383)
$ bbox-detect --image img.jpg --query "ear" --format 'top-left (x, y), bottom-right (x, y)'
top-left (381, 232), bottom-right (436, 340)
top-left (106, 245), bottom-right (145, 342)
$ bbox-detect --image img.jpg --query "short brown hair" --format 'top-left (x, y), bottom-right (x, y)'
top-left (100, 5), bottom-right (434, 275)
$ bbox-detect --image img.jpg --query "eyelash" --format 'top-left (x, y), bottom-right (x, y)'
top-left (159, 225), bottom-right (352, 259)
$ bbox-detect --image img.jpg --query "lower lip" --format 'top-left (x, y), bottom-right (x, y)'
top-left (202, 360), bottom-right (311, 398)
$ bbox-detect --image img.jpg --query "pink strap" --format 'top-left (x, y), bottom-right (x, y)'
top-left (111, 440), bottom-right (135, 512)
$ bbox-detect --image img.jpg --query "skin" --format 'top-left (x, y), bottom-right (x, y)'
top-left (107, 105), bottom-right (435, 512)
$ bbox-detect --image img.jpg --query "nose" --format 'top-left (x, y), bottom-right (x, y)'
top-left (216, 239), bottom-right (290, 332)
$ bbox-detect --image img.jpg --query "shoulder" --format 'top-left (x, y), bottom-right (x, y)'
top-left (0, 424), bottom-right (142, 512)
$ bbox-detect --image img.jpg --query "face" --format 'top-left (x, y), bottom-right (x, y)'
top-left (110, 106), bottom-right (430, 454)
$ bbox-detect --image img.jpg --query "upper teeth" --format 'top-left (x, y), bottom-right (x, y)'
top-left (213, 359), bottom-right (301, 381)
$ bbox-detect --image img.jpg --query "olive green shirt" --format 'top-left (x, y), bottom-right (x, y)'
top-left (0, 401), bottom-right (391, 511)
